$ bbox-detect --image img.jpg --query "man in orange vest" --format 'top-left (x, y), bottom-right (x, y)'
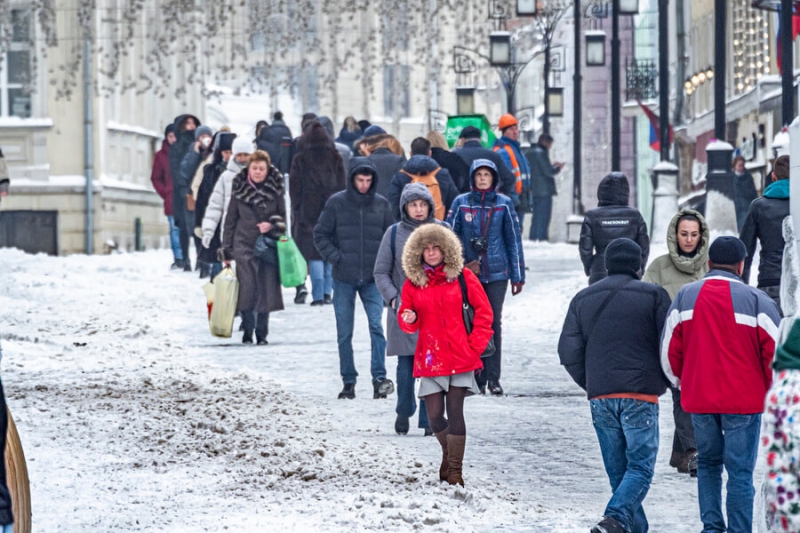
top-left (492, 114), bottom-right (530, 234)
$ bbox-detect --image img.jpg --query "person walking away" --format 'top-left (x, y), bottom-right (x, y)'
top-left (290, 123), bottom-right (346, 306)
top-left (492, 114), bottom-right (528, 219)
top-left (399, 223), bottom-right (493, 486)
top-left (579, 173), bottom-right (650, 285)
top-left (453, 126), bottom-right (516, 197)
top-left (314, 158), bottom-right (395, 400)
top-left (427, 130), bottom-right (471, 194)
top-left (741, 154), bottom-right (790, 314)
top-left (337, 116), bottom-right (363, 151)
top-left (168, 114), bottom-right (201, 271)
top-left (661, 236), bottom-right (780, 533)
top-left (150, 125), bottom-right (183, 269)
top-left (388, 137), bottom-right (459, 222)
top-left (364, 133), bottom-right (406, 201)
top-left (374, 183), bottom-right (442, 435)
top-left (201, 138), bottom-right (253, 254)
top-left (318, 116), bottom-right (353, 172)
top-left (447, 159), bottom-right (525, 396)
top-left (559, 238), bottom-right (670, 533)
top-left (194, 132), bottom-right (235, 279)
top-left (219, 150), bottom-right (286, 345)
top-left (525, 134), bottom-right (564, 242)
top-left (643, 210), bottom-right (708, 477)
top-left (256, 112), bottom-right (293, 175)
top-left (254, 120), bottom-right (268, 142)
top-left (732, 156), bottom-right (757, 233)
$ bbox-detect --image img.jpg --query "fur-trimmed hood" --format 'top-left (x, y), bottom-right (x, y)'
top-left (402, 224), bottom-right (464, 287)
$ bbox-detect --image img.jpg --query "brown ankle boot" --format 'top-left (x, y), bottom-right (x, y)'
top-left (446, 434), bottom-right (466, 486)
top-left (434, 429), bottom-right (450, 481)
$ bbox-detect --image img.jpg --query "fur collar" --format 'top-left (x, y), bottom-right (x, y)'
top-left (231, 166), bottom-right (285, 207)
top-left (402, 224), bottom-right (464, 287)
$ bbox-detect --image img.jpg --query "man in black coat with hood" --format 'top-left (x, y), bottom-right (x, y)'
top-left (453, 126), bottom-right (516, 197)
top-left (559, 238), bottom-right (670, 533)
top-left (579, 172), bottom-right (650, 284)
top-left (168, 113), bottom-right (201, 271)
top-left (256, 112), bottom-right (293, 174)
top-left (314, 158), bottom-right (395, 401)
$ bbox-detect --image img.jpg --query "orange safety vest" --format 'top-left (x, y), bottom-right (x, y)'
top-left (402, 168), bottom-right (446, 220)
top-left (493, 144), bottom-right (523, 194)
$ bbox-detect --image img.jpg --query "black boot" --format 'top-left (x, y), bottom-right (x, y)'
top-left (294, 284), bottom-right (308, 304)
top-left (198, 262), bottom-right (211, 279)
top-left (255, 313), bottom-right (269, 345)
top-left (183, 259), bottom-right (192, 272)
top-left (241, 311), bottom-right (255, 344)
top-left (171, 260), bottom-right (184, 270)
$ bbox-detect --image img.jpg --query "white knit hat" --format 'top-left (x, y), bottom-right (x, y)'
top-left (232, 138), bottom-right (254, 156)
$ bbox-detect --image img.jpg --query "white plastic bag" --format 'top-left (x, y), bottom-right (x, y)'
top-left (209, 267), bottom-right (239, 338)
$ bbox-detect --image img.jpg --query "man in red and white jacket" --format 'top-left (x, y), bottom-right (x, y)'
top-left (661, 236), bottom-right (780, 533)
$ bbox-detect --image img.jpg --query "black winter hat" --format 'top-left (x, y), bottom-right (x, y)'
top-left (605, 238), bottom-right (642, 277)
top-left (459, 126), bottom-right (482, 139)
top-left (217, 132), bottom-right (236, 152)
top-left (164, 124), bottom-right (175, 137)
top-left (708, 236), bottom-right (747, 265)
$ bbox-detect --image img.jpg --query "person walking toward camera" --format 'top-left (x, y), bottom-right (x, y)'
top-left (559, 238), bottom-right (671, 533)
top-left (446, 159), bottom-right (524, 396)
top-left (399, 223), bottom-right (493, 486)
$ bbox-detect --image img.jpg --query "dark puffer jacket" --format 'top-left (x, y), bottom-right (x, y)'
top-left (558, 273), bottom-right (671, 399)
top-left (168, 114), bottom-right (201, 194)
top-left (313, 158), bottom-right (394, 284)
top-left (579, 173), bottom-right (650, 284)
top-left (256, 122), bottom-right (293, 174)
top-left (368, 148), bottom-right (406, 201)
top-left (741, 178), bottom-right (790, 287)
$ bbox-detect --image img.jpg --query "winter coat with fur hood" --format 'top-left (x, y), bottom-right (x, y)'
top-left (579, 173), bottom-right (650, 284)
top-left (313, 158), bottom-right (394, 284)
top-left (202, 156), bottom-right (248, 244)
top-left (290, 124), bottom-right (347, 262)
top-left (398, 224), bottom-right (493, 377)
top-left (643, 209), bottom-right (709, 300)
top-left (374, 183), bottom-right (447, 356)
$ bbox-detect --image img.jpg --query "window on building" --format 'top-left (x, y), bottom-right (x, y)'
top-left (732, 0), bottom-right (769, 96)
top-left (1, 8), bottom-right (33, 118)
top-left (383, 65), bottom-right (410, 118)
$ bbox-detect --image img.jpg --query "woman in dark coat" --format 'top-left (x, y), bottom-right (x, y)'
top-left (427, 130), bottom-right (471, 193)
top-left (336, 116), bottom-right (363, 151)
top-left (220, 150), bottom-right (286, 345)
top-left (290, 122), bottom-right (346, 305)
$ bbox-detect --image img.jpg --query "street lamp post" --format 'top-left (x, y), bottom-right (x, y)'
top-left (574, 0), bottom-right (583, 215)
top-left (658, 0), bottom-right (669, 162)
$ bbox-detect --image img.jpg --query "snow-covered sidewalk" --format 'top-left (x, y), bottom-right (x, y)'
top-left (0, 244), bottom-right (758, 531)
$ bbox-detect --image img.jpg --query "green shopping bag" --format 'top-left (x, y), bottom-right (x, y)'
top-left (277, 237), bottom-right (308, 288)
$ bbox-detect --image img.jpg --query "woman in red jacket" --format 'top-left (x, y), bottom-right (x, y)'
top-left (399, 224), bottom-right (494, 486)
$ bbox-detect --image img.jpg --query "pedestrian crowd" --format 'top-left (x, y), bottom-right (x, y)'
top-left (148, 109), bottom-right (797, 532)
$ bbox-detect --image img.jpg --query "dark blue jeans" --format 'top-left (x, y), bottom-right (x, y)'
top-left (691, 413), bottom-right (761, 533)
top-left (591, 398), bottom-right (659, 533)
top-left (332, 279), bottom-right (387, 385)
top-left (396, 355), bottom-right (429, 429)
top-left (530, 196), bottom-right (553, 241)
top-left (167, 215), bottom-right (183, 261)
top-left (309, 260), bottom-right (333, 302)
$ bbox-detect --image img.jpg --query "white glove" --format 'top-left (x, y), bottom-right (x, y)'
top-left (193, 226), bottom-right (203, 239)
top-left (201, 234), bottom-right (212, 249)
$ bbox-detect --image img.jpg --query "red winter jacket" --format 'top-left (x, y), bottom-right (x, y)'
top-left (661, 270), bottom-right (781, 414)
top-left (399, 265), bottom-right (493, 378)
top-left (151, 140), bottom-right (173, 216)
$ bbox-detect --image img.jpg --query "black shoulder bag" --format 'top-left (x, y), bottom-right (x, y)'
top-left (458, 273), bottom-right (496, 358)
top-left (251, 204), bottom-right (279, 266)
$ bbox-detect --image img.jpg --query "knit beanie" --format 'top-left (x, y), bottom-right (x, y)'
top-left (217, 132), bottom-right (236, 152)
top-left (774, 155), bottom-right (790, 180)
top-left (708, 236), bottom-right (747, 265)
top-left (231, 138), bottom-right (254, 156)
top-left (194, 125), bottom-right (213, 140)
top-left (364, 125), bottom-right (387, 137)
top-left (604, 238), bottom-right (642, 277)
top-left (164, 124), bottom-right (175, 137)
top-left (774, 320), bottom-right (800, 371)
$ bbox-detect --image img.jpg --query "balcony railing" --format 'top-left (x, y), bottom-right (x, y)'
top-left (625, 58), bottom-right (658, 101)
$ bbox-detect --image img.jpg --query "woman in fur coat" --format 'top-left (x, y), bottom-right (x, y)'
top-left (399, 224), bottom-right (494, 486)
top-left (220, 150), bottom-right (286, 345)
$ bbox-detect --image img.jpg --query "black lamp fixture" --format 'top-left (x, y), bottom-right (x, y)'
top-left (516, 0), bottom-right (537, 16)
top-left (546, 87), bottom-right (564, 116)
top-left (585, 31), bottom-right (606, 66)
top-left (489, 31), bottom-right (512, 66)
top-left (456, 86), bottom-right (476, 115)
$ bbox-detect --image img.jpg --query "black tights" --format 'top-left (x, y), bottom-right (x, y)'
top-left (424, 387), bottom-right (467, 436)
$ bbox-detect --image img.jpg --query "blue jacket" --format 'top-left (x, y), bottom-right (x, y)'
top-left (446, 159), bottom-right (525, 284)
top-left (493, 136), bottom-right (530, 182)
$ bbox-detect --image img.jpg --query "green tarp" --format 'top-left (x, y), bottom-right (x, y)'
top-left (444, 115), bottom-right (496, 149)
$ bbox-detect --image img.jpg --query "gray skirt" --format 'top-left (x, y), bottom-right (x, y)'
top-left (418, 371), bottom-right (481, 398)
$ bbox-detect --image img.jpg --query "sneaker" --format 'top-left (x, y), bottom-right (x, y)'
top-left (338, 384), bottom-right (355, 400)
top-left (590, 516), bottom-right (625, 533)
top-left (324, 294), bottom-right (333, 305)
top-left (488, 381), bottom-right (504, 396)
top-left (310, 300), bottom-right (325, 307)
top-left (373, 378), bottom-right (395, 399)
top-left (395, 415), bottom-right (410, 435)
top-left (294, 285), bottom-right (308, 305)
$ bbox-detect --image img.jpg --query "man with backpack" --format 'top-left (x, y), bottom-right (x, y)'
top-left (388, 137), bottom-right (459, 222)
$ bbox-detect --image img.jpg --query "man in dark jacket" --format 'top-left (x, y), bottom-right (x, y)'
top-left (741, 154), bottom-right (790, 312)
top-left (579, 173), bottom-right (650, 284)
top-left (525, 134), bottom-right (563, 241)
top-left (168, 114), bottom-right (201, 271)
top-left (388, 137), bottom-right (459, 222)
top-left (314, 158), bottom-right (396, 401)
top-left (256, 112), bottom-right (293, 174)
top-left (453, 126), bottom-right (516, 197)
top-left (151, 125), bottom-right (183, 269)
top-left (559, 238), bottom-right (670, 533)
